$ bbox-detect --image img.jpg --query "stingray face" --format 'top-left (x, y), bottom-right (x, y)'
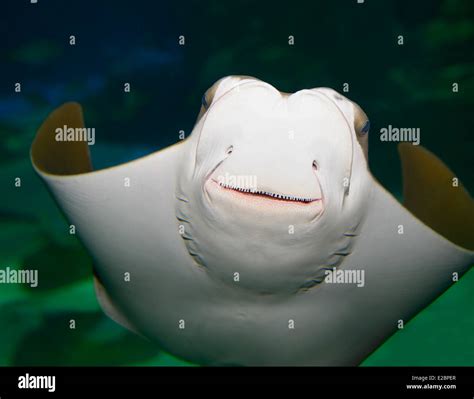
top-left (177, 76), bottom-right (373, 293)
top-left (201, 88), bottom-right (326, 225)
top-left (194, 77), bottom-right (368, 226)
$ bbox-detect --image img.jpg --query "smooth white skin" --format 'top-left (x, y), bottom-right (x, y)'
top-left (33, 77), bottom-right (473, 366)
top-left (176, 77), bottom-right (373, 294)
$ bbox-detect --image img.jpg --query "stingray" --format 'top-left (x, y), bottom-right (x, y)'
top-left (31, 76), bottom-right (474, 366)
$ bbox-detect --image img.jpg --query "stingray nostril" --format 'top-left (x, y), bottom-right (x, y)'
top-left (226, 145), bottom-right (234, 155)
top-left (312, 161), bottom-right (318, 171)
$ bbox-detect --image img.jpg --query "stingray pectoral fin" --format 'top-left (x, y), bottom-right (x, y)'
top-left (31, 102), bottom-right (93, 175)
top-left (399, 143), bottom-right (474, 250)
top-left (31, 103), bottom-right (195, 335)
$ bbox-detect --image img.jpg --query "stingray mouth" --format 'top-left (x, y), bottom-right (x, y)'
top-left (204, 177), bottom-right (324, 220)
top-left (215, 180), bottom-right (319, 204)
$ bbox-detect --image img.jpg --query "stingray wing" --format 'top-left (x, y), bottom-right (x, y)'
top-left (333, 146), bottom-right (474, 363)
top-left (31, 102), bottom-right (193, 333)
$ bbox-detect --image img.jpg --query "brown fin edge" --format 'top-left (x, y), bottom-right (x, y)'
top-left (399, 143), bottom-right (474, 251)
top-left (93, 271), bottom-right (139, 335)
top-left (31, 102), bottom-right (92, 175)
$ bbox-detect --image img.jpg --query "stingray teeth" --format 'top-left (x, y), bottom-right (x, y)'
top-left (218, 181), bottom-right (317, 203)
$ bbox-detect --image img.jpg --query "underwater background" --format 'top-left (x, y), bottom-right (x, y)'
top-left (0, 0), bottom-right (472, 366)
